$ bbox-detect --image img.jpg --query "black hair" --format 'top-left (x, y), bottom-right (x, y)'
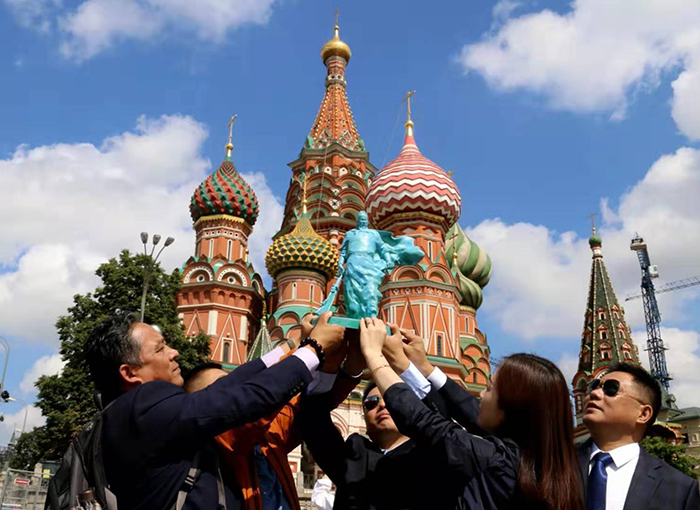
top-left (606, 363), bottom-right (662, 433)
top-left (183, 362), bottom-right (225, 393)
top-left (362, 380), bottom-right (377, 402)
top-left (84, 311), bottom-right (142, 403)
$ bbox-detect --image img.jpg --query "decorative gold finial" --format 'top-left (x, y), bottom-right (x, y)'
top-left (447, 170), bottom-right (454, 176)
top-left (335, 7), bottom-right (340, 29)
top-left (244, 246), bottom-right (249, 262)
top-left (261, 300), bottom-right (267, 326)
top-left (402, 91), bottom-right (416, 136)
top-left (301, 169), bottom-right (309, 215)
top-left (226, 115), bottom-right (238, 159)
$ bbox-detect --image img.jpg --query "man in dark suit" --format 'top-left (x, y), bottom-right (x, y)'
top-left (579, 363), bottom-right (699, 510)
top-left (84, 310), bottom-right (344, 510)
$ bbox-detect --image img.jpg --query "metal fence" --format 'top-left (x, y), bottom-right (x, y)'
top-left (0, 469), bottom-right (49, 510)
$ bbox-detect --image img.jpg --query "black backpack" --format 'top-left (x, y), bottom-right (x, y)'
top-left (45, 409), bottom-right (117, 510)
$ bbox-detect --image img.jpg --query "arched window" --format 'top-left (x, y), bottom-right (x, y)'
top-left (472, 372), bottom-right (478, 383)
top-left (427, 242), bottom-right (433, 261)
top-left (599, 311), bottom-right (606, 321)
top-left (208, 239), bottom-right (214, 258)
top-left (227, 240), bottom-right (232, 260)
top-left (310, 284), bottom-right (315, 303)
top-left (436, 335), bottom-right (443, 356)
top-left (223, 342), bottom-right (230, 364)
top-left (600, 330), bottom-right (608, 340)
top-left (292, 282), bottom-right (297, 300)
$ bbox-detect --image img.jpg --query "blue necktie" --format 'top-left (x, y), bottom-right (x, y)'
top-left (587, 452), bottom-right (614, 510)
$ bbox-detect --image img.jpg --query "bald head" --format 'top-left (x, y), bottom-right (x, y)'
top-left (184, 367), bottom-right (227, 393)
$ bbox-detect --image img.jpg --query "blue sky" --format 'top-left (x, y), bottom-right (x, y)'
top-left (1, 0), bottom-right (700, 442)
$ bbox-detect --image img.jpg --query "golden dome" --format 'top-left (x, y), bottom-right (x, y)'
top-left (321, 25), bottom-right (351, 63)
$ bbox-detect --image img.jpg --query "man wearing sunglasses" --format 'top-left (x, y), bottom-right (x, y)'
top-left (579, 363), bottom-right (699, 510)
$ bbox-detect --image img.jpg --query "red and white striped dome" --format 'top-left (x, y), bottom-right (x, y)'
top-left (365, 125), bottom-right (461, 232)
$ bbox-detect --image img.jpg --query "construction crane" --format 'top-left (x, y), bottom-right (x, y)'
top-left (629, 234), bottom-right (672, 390)
top-left (625, 275), bottom-right (700, 302)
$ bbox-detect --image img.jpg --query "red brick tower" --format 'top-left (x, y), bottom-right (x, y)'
top-left (176, 123), bottom-right (265, 368)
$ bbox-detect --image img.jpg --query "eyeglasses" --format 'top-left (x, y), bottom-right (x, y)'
top-left (587, 378), bottom-right (648, 405)
top-left (363, 395), bottom-right (383, 412)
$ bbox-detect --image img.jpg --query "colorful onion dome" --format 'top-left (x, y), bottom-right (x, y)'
top-left (190, 159), bottom-right (259, 225)
top-left (365, 122), bottom-right (461, 232)
top-left (321, 24), bottom-right (351, 63)
top-left (265, 214), bottom-right (339, 279)
top-left (454, 265), bottom-right (484, 310)
top-left (445, 223), bottom-right (492, 288)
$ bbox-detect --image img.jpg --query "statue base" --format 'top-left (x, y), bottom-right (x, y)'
top-left (312, 315), bottom-right (392, 334)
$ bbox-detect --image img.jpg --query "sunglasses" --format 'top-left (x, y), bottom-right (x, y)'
top-left (363, 395), bottom-right (383, 412)
top-left (587, 378), bottom-right (647, 405)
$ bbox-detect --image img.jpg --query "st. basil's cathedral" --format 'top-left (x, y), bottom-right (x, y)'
top-left (174, 21), bottom-right (493, 479)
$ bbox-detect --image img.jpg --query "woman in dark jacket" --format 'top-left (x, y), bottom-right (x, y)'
top-left (359, 317), bottom-right (585, 510)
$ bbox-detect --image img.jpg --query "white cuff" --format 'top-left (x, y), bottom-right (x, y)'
top-left (400, 362), bottom-right (431, 400)
top-left (427, 367), bottom-right (448, 390)
top-left (308, 371), bottom-right (337, 395)
top-left (293, 347), bottom-right (320, 373)
top-left (260, 346), bottom-right (285, 368)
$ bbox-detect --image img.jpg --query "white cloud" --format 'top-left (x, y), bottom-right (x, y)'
top-left (458, 0), bottom-right (700, 137)
top-left (2, 0), bottom-right (58, 31)
top-left (469, 145), bottom-right (700, 340)
top-left (468, 146), bottom-right (700, 403)
top-left (636, 327), bottom-right (700, 408)
top-left (56, 0), bottom-right (277, 60)
top-left (0, 405), bottom-right (44, 445)
top-left (0, 114), bottom-right (284, 345)
top-left (557, 353), bottom-right (579, 388)
top-left (19, 354), bottom-right (66, 394)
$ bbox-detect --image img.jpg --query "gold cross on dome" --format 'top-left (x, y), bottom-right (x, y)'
top-left (335, 7), bottom-right (340, 27)
top-left (589, 212), bottom-right (598, 234)
top-left (227, 115), bottom-right (238, 145)
top-left (402, 91), bottom-right (416, 123)
top-left (448, 231), bottom-right (459, 265)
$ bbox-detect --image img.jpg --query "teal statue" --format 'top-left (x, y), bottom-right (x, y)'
top-left (318, 211), bottom-right (424, 323)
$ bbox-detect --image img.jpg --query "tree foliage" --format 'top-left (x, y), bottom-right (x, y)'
top-left (10, 250), bottom-right (210, 469)
top-left (641, 437), bottom-right (699, 478)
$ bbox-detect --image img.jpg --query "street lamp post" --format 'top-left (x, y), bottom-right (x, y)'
top-left (0, 336), bottom-right (10, 393)
top-left (139, 233), bottom-right (175, 322)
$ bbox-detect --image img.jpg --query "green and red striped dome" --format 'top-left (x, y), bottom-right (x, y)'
top-left (190, 160), bottom-right (259, 225)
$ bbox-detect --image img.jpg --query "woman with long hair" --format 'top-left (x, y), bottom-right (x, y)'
top-left (360, 317), bottom-right (584, 510)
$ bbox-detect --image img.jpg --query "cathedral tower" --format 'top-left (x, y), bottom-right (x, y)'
top-left (572, 229), bottom-right (641, 438)
top-left (365, 99), bottom-right (492, 393)
top-left (266, 21), bottom-right (377, 339)
top-left (176, 123), bottom-right (266, 367)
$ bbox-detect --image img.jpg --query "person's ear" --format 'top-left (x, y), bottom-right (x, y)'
top-left (637, 404), bottom-right (654, 427)
top-left (119, 363), bottom-right (142, 386)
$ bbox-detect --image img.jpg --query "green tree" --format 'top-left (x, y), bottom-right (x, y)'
top-left (10, 250), bottom-right (210, 470)
top-left (641, 437), bottom-right (699, 478)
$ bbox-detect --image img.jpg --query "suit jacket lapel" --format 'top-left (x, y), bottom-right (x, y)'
top-left (577, 439), bottom-right (592, 497)
top-left (622, 449), bottom-right (664, 510)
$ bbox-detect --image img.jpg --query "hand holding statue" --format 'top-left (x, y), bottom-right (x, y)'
top-left (359, 317), bottom-right (388, 360)
top-left (400, 328), bottom-right (434, 378)
top-left (306, 312), bottom-right (346, 358)
top-left (382, 323), bottom-right (410, 373)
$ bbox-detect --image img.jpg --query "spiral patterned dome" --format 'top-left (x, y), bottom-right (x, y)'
top-left (190, 159), bottom-right (259, 225)
top-left (454, 265), bottom-right (484, 310)
top-left (265, 215), bottom-right (339, 279)
top-left (365, 126), bottom-right (461, 232)
top-left (445, 223), bottom-right (492, 289)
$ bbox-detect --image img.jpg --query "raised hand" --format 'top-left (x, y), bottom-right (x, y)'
top-left (400, 328), bottom-right (433, 377)
top-left (343, 330), bottom-right (366, 377)
top-left (300, 313), bottom-right (317, 340)
top-left (383, 323), bottom-right (410, 373)
top-left (359, 317), bottom-right (387, 360)
top-left (309, 312), bottom-right (346, 356)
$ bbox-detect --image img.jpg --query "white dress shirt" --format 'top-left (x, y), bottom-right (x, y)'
top-left (589, 442), bottom-right (640, 510)
top-left (311, 476), bottom-right (335, 510)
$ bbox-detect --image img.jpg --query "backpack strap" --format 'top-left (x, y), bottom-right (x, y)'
top-left (173, 450), bottom-right (201, 510)
top-left (170, 447), bottom-right (227, 510)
